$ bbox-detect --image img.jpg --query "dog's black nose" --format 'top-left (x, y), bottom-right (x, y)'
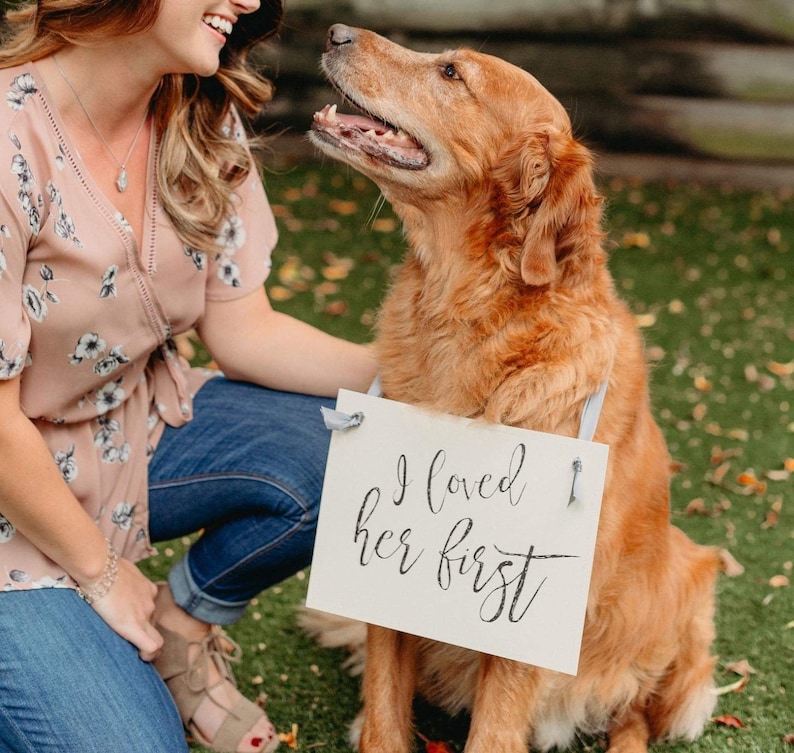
top-left (327, 24), bottom-right (355, 50)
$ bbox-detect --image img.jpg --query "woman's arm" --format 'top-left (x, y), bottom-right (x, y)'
top-left (0, 376), bottom-right (162, 660)
top-left (197, 285), bottom-right (378, 396)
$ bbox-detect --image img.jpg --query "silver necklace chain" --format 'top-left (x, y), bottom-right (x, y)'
top-left (52, 55), bottom-right (149, 193)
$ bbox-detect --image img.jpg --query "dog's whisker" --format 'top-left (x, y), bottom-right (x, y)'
top-left (365, 193), bottom-right (388, 229)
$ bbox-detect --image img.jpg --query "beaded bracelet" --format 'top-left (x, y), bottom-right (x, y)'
top-left (75, 538), bottom-right (119, 605)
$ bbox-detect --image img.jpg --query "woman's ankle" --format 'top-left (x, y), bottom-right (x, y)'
top-left (154, 583), bottom-right (211, 641)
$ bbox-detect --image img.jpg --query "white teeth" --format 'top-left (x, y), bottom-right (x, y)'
top-left (315, 105), bottom-right (338, 124)
top-left (365, 129), bottom-right (377, 137)
top-left (384, 130), bottom-right (395, 139)
top-left (203, 14), bottom-right (232, 35)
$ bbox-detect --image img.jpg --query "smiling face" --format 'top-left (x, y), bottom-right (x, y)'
top-left (310, 25), bottom-right (572, 203)
top-left (146, 0), bottom-right (261, 77)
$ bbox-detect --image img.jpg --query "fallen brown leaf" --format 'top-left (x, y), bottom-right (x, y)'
top-left (761, 510), bottom-right (779, 529)
top-left (710, 446), bottom-right (743, 465)
top-left (714, 675), bottom-right (749, 695)
top-left (621, 231), bottom-right (651, 248)
top-left (725, 659), bottom-right (756, 677)
top-left (269, 285), bottom-right (295, 302)
top-left (314, 281), bottom-right (340, 297)
top-left (279, 723), bottom-right (299, 750)
top-left (323, 300), bottom-right (348, 316)
top-left (684, 498), bottom-right (707, 516)
top-left (694, 375), bottom-right (713, 392)
top-left (322, 264), bottom-right (350, 281)
top-left (711, 461), bottom-right (732, 485)
top-left (736, 469), bottom-right (758, 486)
top-left (767, 360), bottom-right (794, 377)
top-left (372, 218), bottom-right (398, 232)
top-left (328, 199), bottom-right (358, 215)
top-left (713, 715), bottom-right (746, 729)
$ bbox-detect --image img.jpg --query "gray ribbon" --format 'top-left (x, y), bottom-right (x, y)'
top-left (321, 375), bottom-right (383, 432)
top-left (321, 407), bottom-right (365, 431)
top-left (569, 378), bottom-right (610, 505)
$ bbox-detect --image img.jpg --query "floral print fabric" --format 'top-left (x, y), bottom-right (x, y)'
top-left (0, 62), bottom-right (277, 591)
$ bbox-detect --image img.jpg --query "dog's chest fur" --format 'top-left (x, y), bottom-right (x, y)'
top-left (374, 250), bottom-right (620, 435)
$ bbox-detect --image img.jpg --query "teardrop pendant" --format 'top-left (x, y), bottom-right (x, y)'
top-left (116, 169), bottom-right (128, 193)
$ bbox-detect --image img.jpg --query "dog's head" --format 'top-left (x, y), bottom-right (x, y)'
top-left (310, 25), bottom-right (603, 287)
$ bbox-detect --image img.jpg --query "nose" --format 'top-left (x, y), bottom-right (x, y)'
top-left (234, 0), bottom-right (261, 15)
top-left (326, 23), bottom-right (355, 51)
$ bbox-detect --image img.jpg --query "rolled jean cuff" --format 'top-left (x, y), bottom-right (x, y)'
top-left (168, 555), bottom-right (249, 626)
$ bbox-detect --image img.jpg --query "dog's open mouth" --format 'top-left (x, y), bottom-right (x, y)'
top-left (312, 103), bottom-right (429, 170)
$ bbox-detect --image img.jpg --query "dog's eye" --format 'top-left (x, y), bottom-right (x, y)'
top-left (441, 63), bottom-right (462, 81)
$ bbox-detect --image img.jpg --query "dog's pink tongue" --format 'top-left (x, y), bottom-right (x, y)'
top-left (314, 104), bottom-right (425, 156)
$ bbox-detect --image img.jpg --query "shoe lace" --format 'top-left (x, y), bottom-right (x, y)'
top-left (185, 626), bottom-right (244, 698)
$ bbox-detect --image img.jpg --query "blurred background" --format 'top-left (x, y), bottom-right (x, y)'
top-left (1, 0), bottom-right (791, 184)
top-left (253, 0), bottom-right (794, 186)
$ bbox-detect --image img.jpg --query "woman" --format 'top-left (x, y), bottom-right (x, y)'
top-left (0, 1), bottom-right (376, 752)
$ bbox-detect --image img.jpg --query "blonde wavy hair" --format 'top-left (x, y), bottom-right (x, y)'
top-left (0, 0), bottom-right (283, 254)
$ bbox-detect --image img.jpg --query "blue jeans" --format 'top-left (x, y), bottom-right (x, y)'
top-left (0, 589), bottom-right (188, 753)
top-left (0, 379), bottom-right (333, 751)
top-left (148, 377), bottom-right (333, 624)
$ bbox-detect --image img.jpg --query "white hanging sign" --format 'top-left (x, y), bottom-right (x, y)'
top-left (306, 390), bottom-right (608, 675)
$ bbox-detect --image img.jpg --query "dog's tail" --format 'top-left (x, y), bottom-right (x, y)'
top-left (298, 608), bottom-right (368, 676)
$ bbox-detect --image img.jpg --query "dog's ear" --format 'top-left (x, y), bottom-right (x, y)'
top-left (494, 128), bottom-right (597, 287)
top-left (519, 227), bottom-right (557, 287)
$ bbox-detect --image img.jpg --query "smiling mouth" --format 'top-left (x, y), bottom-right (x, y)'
top-left (202, 14), bottom-right (233, 37)
top-left (311, 96), bottom-right (429, 170)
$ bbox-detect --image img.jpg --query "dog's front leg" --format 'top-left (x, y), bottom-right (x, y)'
top-left (358, 626), bottom-right (418, 753)
top-left (464, 654), bottom-right (541, 753)
top-left (606, 705), bottom-right (650, 753)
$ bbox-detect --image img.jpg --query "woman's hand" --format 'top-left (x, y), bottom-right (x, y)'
top-left (86, 559), bottom-right (163, 662)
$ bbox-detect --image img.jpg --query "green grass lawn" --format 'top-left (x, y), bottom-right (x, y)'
top-left (140, 161), bottom-right (793, 753)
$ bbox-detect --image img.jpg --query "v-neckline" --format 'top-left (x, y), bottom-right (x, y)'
top-left (30, 60), bottom-right (158, 260)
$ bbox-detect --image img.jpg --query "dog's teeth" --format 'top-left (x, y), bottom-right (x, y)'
top-left (384, 130), bottom-right (395, 139)
top-left (328, 104), bottom-right (338, 122)
top-left (365, 129), bottom-right (378, 137)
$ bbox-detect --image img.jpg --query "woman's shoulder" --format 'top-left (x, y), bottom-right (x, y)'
top-left (0, 62), bottom-right (57, 170)
top-left (0, 62), bottom-right (53, 149)
top-left (0, 61), bottom-right (39, 119)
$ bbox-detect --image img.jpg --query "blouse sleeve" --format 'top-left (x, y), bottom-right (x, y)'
top-left (205, 117), bottom-right (279, 302)
top-left (0, 169), bottom-right (33, 381)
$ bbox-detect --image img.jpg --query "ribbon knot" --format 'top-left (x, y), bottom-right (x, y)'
top-left (321, 407), bottom-right (365, 431)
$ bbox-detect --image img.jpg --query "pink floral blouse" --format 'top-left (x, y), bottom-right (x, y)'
top-left (0, 62), bottom-right (278, 591)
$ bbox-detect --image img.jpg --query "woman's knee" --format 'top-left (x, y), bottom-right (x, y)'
top-left (0, 590), bottom-right (187, 753)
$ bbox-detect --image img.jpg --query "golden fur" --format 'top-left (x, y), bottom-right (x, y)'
top-left (307, 24), bottom-right (721, 753)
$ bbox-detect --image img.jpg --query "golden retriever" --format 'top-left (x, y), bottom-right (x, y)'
top-left (307, 23), bottom-right (721, 753)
